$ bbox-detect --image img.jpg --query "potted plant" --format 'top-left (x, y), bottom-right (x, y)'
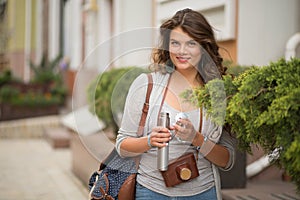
top-left (0, 55), bottom-right (67, 120)
top-left (29, 54), bottom-right (67, 105)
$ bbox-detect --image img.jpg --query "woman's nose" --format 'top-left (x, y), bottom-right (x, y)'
top-left (178, 44), bottom-right (188, 54)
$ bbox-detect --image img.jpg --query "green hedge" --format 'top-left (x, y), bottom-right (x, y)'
top-left (87, 66), bottom-right (149, 133)
top-left (190, 58), bottom-right (300, 190)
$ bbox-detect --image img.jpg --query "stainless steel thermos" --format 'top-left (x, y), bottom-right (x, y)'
top-left (157, 112), bottom-right (170, 171)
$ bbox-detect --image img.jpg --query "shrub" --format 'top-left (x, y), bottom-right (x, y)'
top-left (190, 58), bottom-right (300, 190)
top-left (87, 67), bottom-right (149, 133)
top-left (29, 54), bottom-right (67, 105)
top-left (0, 85), bottom-right (20, 102)
top-left (0, 69), bottom-right (12, 85)
top-left (30, 54), bottom-right (63, 84)
top-left (0, 85), bottom-right (61, 107)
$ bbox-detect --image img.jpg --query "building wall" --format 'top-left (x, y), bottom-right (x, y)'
top-left (95, 0), bottom-right (112, 72)
top-left (218, 40), bottom-right (237, 64)
top-left (110, 0), bottom-right (153, 68)
top-left (7, 0), bottom-right (37, 53)
top-left (7, 0), bottom-right (25, 52)
top-left (64, 0), bottom-right (239, 71)
top-left (6, 0), bottom-right (37, 81)
top-left (118, 0), bottom-right (153, 31)
top-left (48, 0), bottom-right (61, 61)
top-left (218, 0), bottom-right (239, 64)
top-left (237, 0), bottom-right (300, 66)
top-left (5, 0), bottom-right (300, 78)
top-left (63, 0), bottom-right (82, 70)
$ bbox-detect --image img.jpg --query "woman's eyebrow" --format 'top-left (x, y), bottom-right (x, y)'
top-left (170, 38), bottom-right (196, 42)
top-left (170, 38), bottom-right (197, 42)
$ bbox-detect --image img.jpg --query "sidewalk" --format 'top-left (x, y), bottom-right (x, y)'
top-left (0, 139), bottom-right (88, 200)
top-left (222, 180), bottom-right (300, 200)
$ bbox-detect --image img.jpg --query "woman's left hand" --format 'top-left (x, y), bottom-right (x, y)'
top-left (172, 118), bottom-right (197, 143)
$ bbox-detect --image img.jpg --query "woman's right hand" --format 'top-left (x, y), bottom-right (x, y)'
top-left (148, 127), bottom-right (172, 148)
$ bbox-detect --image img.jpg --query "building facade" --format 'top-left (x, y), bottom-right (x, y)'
top-left (3, 0), bottom-right (300, 78)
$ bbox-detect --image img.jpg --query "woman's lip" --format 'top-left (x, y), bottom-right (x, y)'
top-left (176, 57), bottom-right (190, 62)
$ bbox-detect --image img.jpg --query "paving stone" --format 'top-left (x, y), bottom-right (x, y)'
top-left (222, 180), bottom-right (300, 200)
top-left (0, 139), bottom-right (88, 200)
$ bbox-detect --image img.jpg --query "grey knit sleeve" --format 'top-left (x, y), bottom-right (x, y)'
top-left (218, 128), bottom-right (236, 171)
top-left (115, 73), bottom-right (148, 155)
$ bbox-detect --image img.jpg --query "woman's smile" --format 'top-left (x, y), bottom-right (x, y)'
top-left (176, 56), bottom-right (191, 63)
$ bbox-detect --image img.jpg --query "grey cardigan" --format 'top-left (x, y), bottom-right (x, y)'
top-left (116, 72), bottom-right (235, 199)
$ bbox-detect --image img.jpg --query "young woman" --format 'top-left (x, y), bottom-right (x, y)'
top-left (116, 8), bottom-right (235, 200)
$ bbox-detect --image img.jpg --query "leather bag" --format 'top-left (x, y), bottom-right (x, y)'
top-left (88, 148), bottom-right (139, 200)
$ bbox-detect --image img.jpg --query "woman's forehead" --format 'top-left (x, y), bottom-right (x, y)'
top-left (170, 27), bottom-right (194, 41)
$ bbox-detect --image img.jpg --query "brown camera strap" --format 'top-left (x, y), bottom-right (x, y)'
top-left (158, 74), bottom-right (203, 160)
top-left (157, 74), bottom-right (203, 135)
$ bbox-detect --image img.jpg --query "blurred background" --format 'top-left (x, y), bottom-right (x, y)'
top-left (0, 0), bottom-right (299, 199)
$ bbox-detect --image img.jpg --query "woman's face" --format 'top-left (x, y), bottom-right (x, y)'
top-left (169, 26), bottom-right (201, 72)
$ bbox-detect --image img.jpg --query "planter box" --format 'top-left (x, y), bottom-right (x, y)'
top-left (0, 81), bottom-right (65, 121)
top-left (5, 82), bottom-right (52, 93)
top-left (0, 103), bottom-right (59, 121)
top-left (71, 131), bottom-right (114, 185)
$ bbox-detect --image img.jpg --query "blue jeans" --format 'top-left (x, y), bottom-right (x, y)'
top-left (135, 182), bottom-right (217, 200)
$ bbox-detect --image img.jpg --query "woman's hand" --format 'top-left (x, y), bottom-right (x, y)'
top-left (148, 127), bottom-right (172, 148)
top-left (173, 118), bottom-right (197, 143)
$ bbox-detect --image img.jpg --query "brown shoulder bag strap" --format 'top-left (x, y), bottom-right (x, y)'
top-left (137, 73), bottom-right (153, 137)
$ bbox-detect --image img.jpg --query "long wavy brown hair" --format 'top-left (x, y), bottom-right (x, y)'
top-left (151, 8), bottom-right (226, 82)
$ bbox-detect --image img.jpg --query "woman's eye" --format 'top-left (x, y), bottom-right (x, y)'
top-left (188, 41), bottom-right (197, 47)
top-left (170, 41), bottom-right (180, 46)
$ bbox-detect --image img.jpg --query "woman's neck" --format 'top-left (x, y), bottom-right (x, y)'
top-left (165, 70), bottom-right (200, 112)
top-left (174, 68), bottom-right (201, 87)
